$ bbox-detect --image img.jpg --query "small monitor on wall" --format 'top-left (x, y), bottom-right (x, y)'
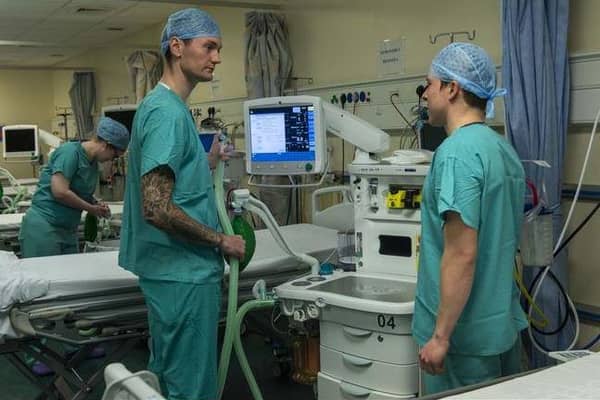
top-left (2, 125), bottom-right (39, 158)
top-left (101, 104), bottom-right (137, 134)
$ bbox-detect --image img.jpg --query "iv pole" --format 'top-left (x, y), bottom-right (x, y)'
top-left (55, 106), bottom-right (72, 141)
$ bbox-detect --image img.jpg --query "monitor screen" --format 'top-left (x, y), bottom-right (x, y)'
top-left (249, 105), bottom-right (315, 162)
top-left (3, 125), bottom-right (38, 158)
top-left (244, 96), bottom-right (325, 175)
top-left (420, 123), bottom-right (447, 152)
top-left (101, 104), bottom-right (137, 134)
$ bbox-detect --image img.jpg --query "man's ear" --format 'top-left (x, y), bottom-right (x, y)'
top-left (169, 37), bottom-right (183, 58)
top-left (447, 81), bottom-right (460, 101)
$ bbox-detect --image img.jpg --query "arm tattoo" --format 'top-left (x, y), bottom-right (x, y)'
top-left (141, 165), bottom-right (222, 247)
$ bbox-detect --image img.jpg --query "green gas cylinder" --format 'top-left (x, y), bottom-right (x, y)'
top-left (83, 213), bottom-right (99, 242)
top-left (0, 181), bottom-right (3, 199)
top-left (230, 213), bottom-right (256, 271)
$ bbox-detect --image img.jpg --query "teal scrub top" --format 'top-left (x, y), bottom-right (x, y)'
top-left (119, 84), bottom-right (223, 284)
top-left (412, 123), bottom-right (529, 356)
top-left (30, 141), bottom-right (98, 230)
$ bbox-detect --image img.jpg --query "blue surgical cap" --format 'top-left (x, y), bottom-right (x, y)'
top-left (97, 117), bottom-right (129, 151)
top-left (160, 8), bottom-right (221, 55)
top-left (429, 42), bottom-right (506, 118)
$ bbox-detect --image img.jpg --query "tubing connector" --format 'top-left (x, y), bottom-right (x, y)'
top-left (231, 189), bottom-right (251, 212)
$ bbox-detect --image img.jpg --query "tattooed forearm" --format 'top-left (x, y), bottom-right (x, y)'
top-left (141, 165), bottom-right (222, 247)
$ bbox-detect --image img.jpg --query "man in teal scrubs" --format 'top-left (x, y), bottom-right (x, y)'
top-left (119, 8), bottom-right (245, 400)
top-left (412, 43), bottom-right (528, 395)
top-left (19, 117), bottom-right (129, 258)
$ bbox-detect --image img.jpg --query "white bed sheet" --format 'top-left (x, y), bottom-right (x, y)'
top-left (0, 213), bottom-right (25, 232)
top-left (0, 251), bottom-right (49, 338)
top-left (444, 352), bottom-right (600, 399)
top-left (0, 203), bottom-right (124, 233)
top-left (15, 223), bottom-right (336, 300)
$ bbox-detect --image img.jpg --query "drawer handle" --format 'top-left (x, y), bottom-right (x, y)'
top-left (339, 381), bottom-right (371, 398)
top-left (342, 354), bottom-right (373, 367)
top-left (342, 326), bottom-right (373, 338)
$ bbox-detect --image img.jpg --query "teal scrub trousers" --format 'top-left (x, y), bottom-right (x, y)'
top-left (139, 278), bottom-right (221, 400)
top-left (19, 208), bottom-right (79, 258)
top-left (422, 338), bottom-right (522, 395)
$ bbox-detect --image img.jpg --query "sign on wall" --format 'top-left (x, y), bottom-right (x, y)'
top-left (377, 37), bottom-right (406, 77)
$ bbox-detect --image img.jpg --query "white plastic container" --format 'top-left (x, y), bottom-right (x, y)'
top-left (520, 212), bottom-right (553, 267)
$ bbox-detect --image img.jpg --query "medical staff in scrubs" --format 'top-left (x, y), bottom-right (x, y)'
top-left (19, 117), bottom-right (129, 258)
top-left (119, 8), bottom-right (244, 400)
top-left (411, 42), bottom-right (528, 395)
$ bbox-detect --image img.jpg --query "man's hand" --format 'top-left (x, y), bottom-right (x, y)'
top-left (219, 234), bottom-right (245, 259)
top-left (88, 203), bottom-right (111, 218)
top-left (419, 335), bottom-right (450, 375)
top-left (207, 135), bottom-right (233, 169)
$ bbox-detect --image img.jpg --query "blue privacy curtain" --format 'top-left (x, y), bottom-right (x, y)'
top-left (502, 0), bottom-right (570, 366)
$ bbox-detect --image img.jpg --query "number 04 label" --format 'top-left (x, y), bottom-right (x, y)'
top-left (377, 314), bottom-right (396, 330)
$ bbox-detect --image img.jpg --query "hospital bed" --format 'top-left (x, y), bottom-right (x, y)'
top-left (0, 203), bottom-right (124, 252)
top-left (3, 184), bottom-right (37, 197)
top-left (0, 223), bottom-right (337, 399)
top-left (416, 351), bottom-right (600, 399)
top-left (0, 177), bottom-right (39, 186)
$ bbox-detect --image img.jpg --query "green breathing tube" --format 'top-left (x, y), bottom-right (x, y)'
top-left (214, 157), bottom-right (240, 399)
top-left (214, 141), bottom-right (270, 400)
top-left (232, 298), bottom-right (275, 400)
top-left (216, 152), bottom-right (270, 400)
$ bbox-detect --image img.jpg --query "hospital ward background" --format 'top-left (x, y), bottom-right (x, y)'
top-left (1, 0), bottom-right (600, 399)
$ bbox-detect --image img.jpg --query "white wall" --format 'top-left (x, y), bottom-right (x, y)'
top-left (0, 70), bottom-right (55, 178)
top-left (285, 0), bottom-right (501, 87)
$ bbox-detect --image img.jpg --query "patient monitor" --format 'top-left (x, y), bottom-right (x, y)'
top-left (244, 96), bottom-right (326, 175)
top-left (244, 96), bottom-right (389, 176)
top-left (2, 125), bottom-right (39, 159)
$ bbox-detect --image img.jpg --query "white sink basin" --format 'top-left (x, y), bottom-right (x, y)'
top-left (275, 271), bottom-right (416, 315)
top-left (308, 275), bottom-right (415, 303)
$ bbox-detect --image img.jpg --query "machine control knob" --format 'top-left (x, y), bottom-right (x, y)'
top-left (306, 304), bottom-right (320, 319)
top-left (314, 297), bottom-right (327, 308)
top-left (293, 309), bottom-right (307, 322)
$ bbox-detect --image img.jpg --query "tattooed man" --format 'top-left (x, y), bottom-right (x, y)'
top-left (118, 8), bottom-right (244, 400)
